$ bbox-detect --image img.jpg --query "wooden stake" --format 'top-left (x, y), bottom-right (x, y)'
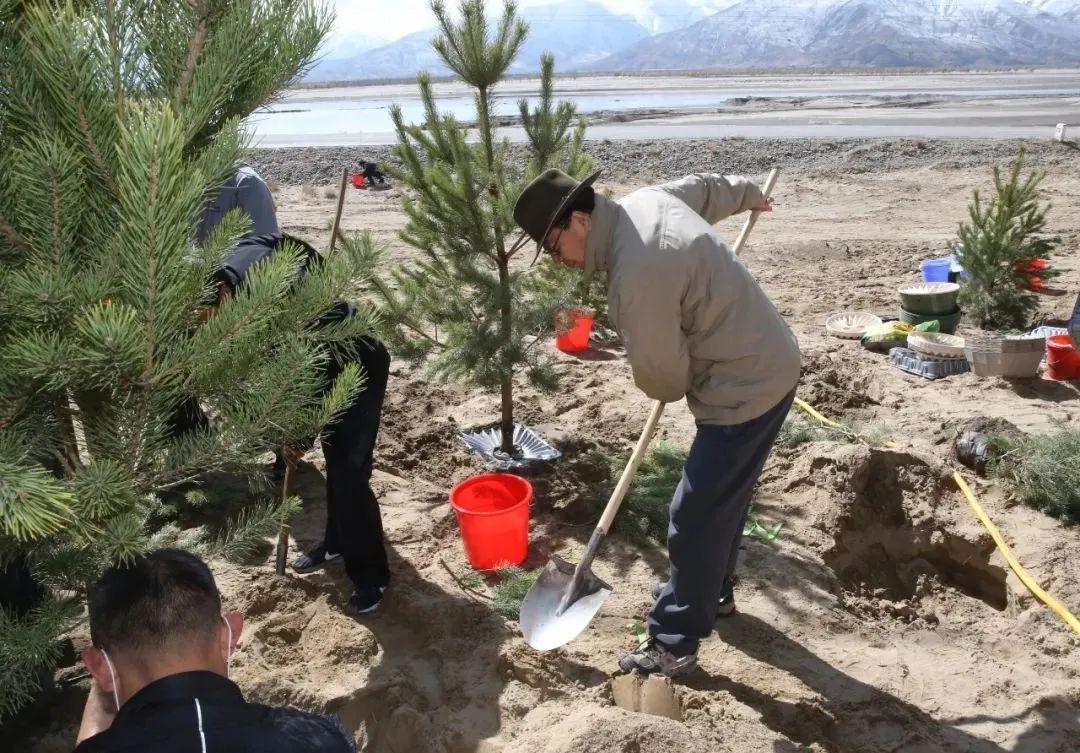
top-left (329, 168), bottom-right (349, 252)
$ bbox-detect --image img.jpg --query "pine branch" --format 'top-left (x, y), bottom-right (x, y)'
top-left (0, 598), bottom-right (80, 721)
top-left (198, 495), bottom-right (301, 563)
top-left (76, 100), bottom-right (118, 196)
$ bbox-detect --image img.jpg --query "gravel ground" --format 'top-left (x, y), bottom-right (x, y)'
top-left (249, 138), bottom-right (1077, 185)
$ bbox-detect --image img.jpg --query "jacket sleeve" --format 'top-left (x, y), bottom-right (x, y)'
top-left (653, 173), bottom-right (764, 225)
top-left (235, 170), bottom-right (280, 237)
top-left (614, 261), bottom-right (692, 404)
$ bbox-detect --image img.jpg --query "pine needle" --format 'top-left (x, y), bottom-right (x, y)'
top-left (493, 567), bottom-right (541, 620)
top-left (199, 496), bottom-right (302, 563)
top-left (992, 428), bottom-right (1080, 524)
top-left (0, 599), bottom-right (79, 720)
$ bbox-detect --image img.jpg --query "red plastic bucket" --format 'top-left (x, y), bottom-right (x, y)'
top-left (449, 474), bottom-right (532, 569)
top-left (1013, 258), bottom-right (1048, 274)
top-left (555, 309), bottom-right (595, 352)
top-left (352, 173), bottom-right (365, 188)
top-left (1047, 335), bottom-right (1080, 380)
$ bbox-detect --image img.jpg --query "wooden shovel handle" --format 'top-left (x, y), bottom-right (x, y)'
top-left (731, 167), bottom-right (780, 257)
top-left (597, 400), bottom-right (666, 534)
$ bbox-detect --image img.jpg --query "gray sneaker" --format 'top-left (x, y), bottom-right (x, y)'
top-left (651, 583), bottom-right (737, 616)
top-left (618, 639), bottom-right (697, 677)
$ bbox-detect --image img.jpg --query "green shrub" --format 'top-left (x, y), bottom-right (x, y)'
top-left (600, 440), bottom-right (785, 545)
top-left (954, 149), bottom-right (1059, 330)
top-left (991, 428), bottom-right (1080, 524)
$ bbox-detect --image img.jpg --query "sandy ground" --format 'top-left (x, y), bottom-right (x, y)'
top-left (19, 150), bottom-right (1080, 752)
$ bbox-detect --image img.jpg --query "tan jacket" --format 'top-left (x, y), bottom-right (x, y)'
top-left (585, 174), bottom-right (801, 425)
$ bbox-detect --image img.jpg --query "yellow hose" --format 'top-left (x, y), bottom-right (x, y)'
top-left (953, 472), bottom-right (1080, 637)
top-left (795, 396), bottom-right (1080, 638)
top-left (793, 396), bottom-right (842, 428)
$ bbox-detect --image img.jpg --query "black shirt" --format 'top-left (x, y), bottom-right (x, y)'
top-left (73, 671), bottom-right (353, 753)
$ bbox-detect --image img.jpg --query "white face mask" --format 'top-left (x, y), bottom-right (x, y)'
top-left (99, 648), bottom-right (122, 710)
top-left (98, 616), bottom-right (234, 711)
top-left (222, 615), bottom-right (233, 674)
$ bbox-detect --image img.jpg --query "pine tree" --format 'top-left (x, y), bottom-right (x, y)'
top-left (0, 0), bottom-right (376, 718)
top-left (367, 0), bottom-right (592, 455)
top-left (954, 149), bottom-right (1059, 330)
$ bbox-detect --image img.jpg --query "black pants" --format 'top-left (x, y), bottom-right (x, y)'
top-left (320, 335), bottom-right (391, 590)
top-left (169, 324), bottom-right (391, 591)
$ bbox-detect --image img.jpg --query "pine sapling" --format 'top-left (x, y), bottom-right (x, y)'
top-left (954, 149), bottom-right (1059, 330)
top-left (0, 0), bottom-right (377, 718)
top-left (370, 0), bottom-right (592, 455)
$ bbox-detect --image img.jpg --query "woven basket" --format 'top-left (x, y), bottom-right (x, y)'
top-left (965, 334), bottom-right (1045, 378)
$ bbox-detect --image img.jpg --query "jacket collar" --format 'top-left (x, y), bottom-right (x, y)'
top-left (115, 671), bottom-right (244, 727)
top-left (584, 193), bottom-right (618, 279)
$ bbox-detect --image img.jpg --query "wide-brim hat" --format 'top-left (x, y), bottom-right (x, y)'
top-left (513, 168), bottom-right (601, 263)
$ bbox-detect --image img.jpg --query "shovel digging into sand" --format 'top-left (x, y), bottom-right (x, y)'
top-left (520, 168), bottom-right (780, 651)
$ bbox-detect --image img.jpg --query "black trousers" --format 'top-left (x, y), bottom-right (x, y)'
top-left (320, 335), bottom-right (391, 590)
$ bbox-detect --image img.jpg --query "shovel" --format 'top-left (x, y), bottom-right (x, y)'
top-left (519, 168), bottom-right (780, 652)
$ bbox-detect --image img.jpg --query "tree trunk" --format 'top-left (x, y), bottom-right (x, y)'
top-left (500, 376), bottom-right (514, 455)
top-left (497, 254), bottom-right (515, 455)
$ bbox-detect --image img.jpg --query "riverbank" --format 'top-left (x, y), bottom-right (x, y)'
top-left (250, 136), bottom-right (1078, 186)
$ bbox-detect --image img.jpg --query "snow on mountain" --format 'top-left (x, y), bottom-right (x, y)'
top-left (586, 0), bottom-right (1080, 71)
top-left (305, 0), bottom-right (651, 81)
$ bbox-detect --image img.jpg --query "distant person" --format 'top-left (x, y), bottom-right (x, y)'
top-left (356, 160), bottom-right (386, 187)
top-left (75, 549), bottom-right (353, 753)
top-left (513, 169), bottom-right (799, 677)
top-left (196, 164), bottom-right (279, 244)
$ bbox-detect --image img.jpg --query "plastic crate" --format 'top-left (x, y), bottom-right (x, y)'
top-left (889, 347), bottom-right (971, 380)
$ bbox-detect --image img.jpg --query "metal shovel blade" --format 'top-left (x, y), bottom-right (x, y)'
top-left (519, 554), bottom-right (612, 651)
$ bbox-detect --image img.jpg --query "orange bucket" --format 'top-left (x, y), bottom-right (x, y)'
top-left (555, 309), bottom-right (595, 352)
top-left (449, 474), bottom-right (532, 570)
top-left (1047, 335), bottom-right (1080, 380)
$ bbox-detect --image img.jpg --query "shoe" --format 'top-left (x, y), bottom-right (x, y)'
top-left (618, 639), bottom-right (697, 677)
top-left (651, 582), bottom-right (737, 616)
top-left (291, 544), bottom-right (344, 574)
top-left (346, 584), bottom-right (387, 615)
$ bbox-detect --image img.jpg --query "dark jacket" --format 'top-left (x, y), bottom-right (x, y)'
top-left (214, 233), bottom-right (321, 294)
top-left (213, 233), bottom-right (354, 324)
top-left (73, 671), bottom-right (353, 753)
top-left (197, 165), bottom-right (279, 244)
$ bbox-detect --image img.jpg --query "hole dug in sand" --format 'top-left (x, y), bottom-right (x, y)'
top-left (610, 674), bottom-right (683, 721)
top-left (796, 445), bottom-right (1008, 619)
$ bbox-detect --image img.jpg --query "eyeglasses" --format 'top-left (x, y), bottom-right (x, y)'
top-left (544, 216), bottom-right (572, 257)
top-left (543, 227), bottom-right (563, 257)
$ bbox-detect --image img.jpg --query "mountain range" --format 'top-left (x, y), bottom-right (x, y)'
top-left (590, 0), bottom-right (1080, 71)
top-left (304, 0), bottom-right (1080, 81)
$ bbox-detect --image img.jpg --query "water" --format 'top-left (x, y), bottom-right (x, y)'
top-left (248, 76), bottom-right (1080, 146)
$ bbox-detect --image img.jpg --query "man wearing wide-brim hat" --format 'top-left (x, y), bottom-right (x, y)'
top-left (514, 168), bottom-right (800, 677)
